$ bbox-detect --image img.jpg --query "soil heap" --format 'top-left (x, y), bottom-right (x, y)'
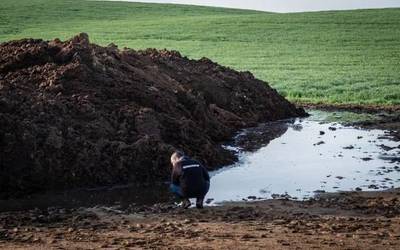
top-left (0, 33), bottom-right (305, 198)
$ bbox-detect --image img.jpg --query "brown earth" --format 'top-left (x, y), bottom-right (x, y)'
top-left (0, 33), bottom-right (305, 199)
top-left (1, 189), bottom-right (400, 249)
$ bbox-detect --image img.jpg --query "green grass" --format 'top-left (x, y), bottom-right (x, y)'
top-left (1, 0), bottom-right (399, 105)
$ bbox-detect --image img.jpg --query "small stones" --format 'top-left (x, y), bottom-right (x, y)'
top-left (368, 184), bottom-right (379, 189)
top-left (205, 198), bottom-right (214, 204)
top-left (313, 141), bottom-right (325, 146)
top-left (361, 157), bottom-right (373, 161)
top-left (183, 219), bottom-right (192, 224)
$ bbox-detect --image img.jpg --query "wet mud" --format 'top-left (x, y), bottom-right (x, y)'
top-left (1, 189), bottom-right (400, 249)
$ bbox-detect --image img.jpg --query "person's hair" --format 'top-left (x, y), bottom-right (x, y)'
top-left (170, 150), bottom-right (185, 165)
top-left (172, 150), bottom-right (184, 158)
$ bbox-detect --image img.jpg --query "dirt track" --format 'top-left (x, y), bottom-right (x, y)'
top-left (1, 189), bottom-right (400, 249)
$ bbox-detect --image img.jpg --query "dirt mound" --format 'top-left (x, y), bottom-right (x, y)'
top-left (0, 33), bottom-right (305, 198)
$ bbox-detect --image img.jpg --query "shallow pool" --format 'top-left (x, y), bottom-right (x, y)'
top-left (208, 110), bottom-right (400, 203)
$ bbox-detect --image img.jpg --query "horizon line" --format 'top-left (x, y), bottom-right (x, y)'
top-left (102, 0), bottom-right (400, 14)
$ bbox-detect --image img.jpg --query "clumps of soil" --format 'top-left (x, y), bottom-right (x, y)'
top-left (0, 33), bottom-right (305, 198)
top-left (2, 190), bottom-right (400, 249)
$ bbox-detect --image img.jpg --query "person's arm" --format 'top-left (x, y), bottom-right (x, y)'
top-left (171, 166), bottom-right (181, 185)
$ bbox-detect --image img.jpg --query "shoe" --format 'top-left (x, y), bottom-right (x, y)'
top-left (182, 199), bottom-right (191, 209)
top-left (196, 198), bottom-right (204, 209)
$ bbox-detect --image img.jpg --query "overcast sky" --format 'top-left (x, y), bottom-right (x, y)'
top-left (110, 0), bottom-right (400, 12)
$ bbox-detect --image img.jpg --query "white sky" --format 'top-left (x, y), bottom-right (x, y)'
top-left (109, 0), bottom-right (400, 13)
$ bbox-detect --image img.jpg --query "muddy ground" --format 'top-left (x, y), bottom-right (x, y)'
top-left (1, 189), bottom-right (400, 250)
top-left (0, 112), bottom-right (399, 250)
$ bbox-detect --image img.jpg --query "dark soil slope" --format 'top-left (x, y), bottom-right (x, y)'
top-left (0, 33), bottom-right (305, 198)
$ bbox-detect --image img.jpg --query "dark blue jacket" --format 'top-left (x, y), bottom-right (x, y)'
top-left (172, 157), bottom-right (210, 198)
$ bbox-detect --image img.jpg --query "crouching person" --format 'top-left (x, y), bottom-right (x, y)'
top-left (170, 151), bottom-right (210, 209)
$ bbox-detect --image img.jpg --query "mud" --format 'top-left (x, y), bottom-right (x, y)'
top-left (1, 189), bottom-right (400, 249)
top-left (0, 33), bottom-right (305, 198)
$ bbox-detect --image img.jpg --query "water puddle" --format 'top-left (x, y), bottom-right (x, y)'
top-left (0, 110), bottom-right (399, 211)
top-left (208, 110), bottom-right (400, 204)
top-left (0, 184), bottom-right (172, 212)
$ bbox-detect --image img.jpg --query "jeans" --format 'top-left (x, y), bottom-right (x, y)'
top-left (170, 183), bottom-right (183, 198)
top-left (170, 181), bottom-right (210, 199)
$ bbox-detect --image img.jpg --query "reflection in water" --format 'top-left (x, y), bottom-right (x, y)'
top-left (233, 120), bottom-right (290, 152)
top-left (0, 184), bottom-right (171, 212)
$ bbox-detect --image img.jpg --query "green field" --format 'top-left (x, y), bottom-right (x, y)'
top-left (1, 0), bottom-right (399, 105)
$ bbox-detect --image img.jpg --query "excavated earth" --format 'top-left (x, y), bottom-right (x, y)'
top-left (0, 33), bottom-right (305, 198)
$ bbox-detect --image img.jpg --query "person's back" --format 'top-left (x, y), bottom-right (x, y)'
top-left (170, 151), bottom-right (210, 209)
top-left (179, 157), bottom-right (209, 199)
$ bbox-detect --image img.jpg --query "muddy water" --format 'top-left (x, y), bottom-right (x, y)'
top-left (208, 110), bottom-right (400, 204)
top-left (0, 184), bottom-right (172, 212)
top-left (0, 110), bottom-right (399, 211)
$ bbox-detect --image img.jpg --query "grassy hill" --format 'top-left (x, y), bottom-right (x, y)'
top-left (1, 0), bottom-right (399, 105)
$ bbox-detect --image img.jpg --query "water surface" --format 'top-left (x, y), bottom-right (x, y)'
top-left (208, 110), bottom-right (400, 203)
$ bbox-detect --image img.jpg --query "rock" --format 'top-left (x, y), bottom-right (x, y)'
top-left (368, 184), bottom-right (379, 189)
top-left (183, 219), bottom-right (192, 224)
top-left (205, 198), bottom-right (214, 204)
top-left (241, 234), bottom-right (255, 239)
top-left (313, 141), bottom-right (325, 146)
top-left (361, 157), bottom-right (373, 161)
top-left (0, 34), bottom-right (306, 198)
